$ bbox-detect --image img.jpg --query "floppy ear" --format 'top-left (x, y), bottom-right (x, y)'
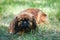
top-left (9, 17), bottom-right (18, 34)
top-left (31, 17), bottom-right (37, 29)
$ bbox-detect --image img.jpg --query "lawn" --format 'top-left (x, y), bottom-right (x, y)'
top-left (0, 0), bottom-right (60, 40)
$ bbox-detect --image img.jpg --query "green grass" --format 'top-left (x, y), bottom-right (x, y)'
top-left (0, 0), bottom-right (60, 40)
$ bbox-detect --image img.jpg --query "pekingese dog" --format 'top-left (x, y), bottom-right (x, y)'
top-left (9, 8), bottom-right (48, 34)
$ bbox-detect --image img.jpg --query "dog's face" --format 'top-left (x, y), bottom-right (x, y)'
top-left (18, 18), bottom-right (30, 28)
top-left (17, 13), bottom-right (33, 27)
top-left (9, 13), bottom-right (37, 34)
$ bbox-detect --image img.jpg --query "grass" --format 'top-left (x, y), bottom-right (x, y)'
top-left (0, 0), bottom-right (60, 40)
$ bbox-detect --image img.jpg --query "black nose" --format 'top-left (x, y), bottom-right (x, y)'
top-left (21, 21), bottom-right (29, 26)
top-left (20, 18), bottom-right (30, 29)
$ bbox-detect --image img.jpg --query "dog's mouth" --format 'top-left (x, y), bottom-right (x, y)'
top-left (16, 18), bottom-right (32, 32)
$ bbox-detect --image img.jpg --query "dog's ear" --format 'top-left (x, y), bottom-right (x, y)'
top-left (9, 17), bottom-right (18, 34)
top-left (31, 17), bottom-right (37, 29)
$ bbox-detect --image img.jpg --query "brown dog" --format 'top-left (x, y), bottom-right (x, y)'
top-left (9, 8), bottom-right (48, 34)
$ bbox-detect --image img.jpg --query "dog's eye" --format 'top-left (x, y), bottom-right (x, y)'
top-left (20, 21), bottom-right (22, 23)
top-left (18, 21), bottom-right (22, 26)
top-left (18, 22), bottom-right (20, 26)
top-left (30, 22), bottom-right (32, 25)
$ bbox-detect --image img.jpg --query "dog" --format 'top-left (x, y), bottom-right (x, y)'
top-left (9, 8), bottom-right (48, 34)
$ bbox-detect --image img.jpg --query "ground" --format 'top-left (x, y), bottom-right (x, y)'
top-left (0, 0), bottom-right (60, 40)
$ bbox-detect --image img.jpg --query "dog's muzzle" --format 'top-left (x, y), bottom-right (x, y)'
top-left (20, 18), bottom-right (30, 29)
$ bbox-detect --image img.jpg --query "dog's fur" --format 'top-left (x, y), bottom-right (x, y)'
top-left (9, 8), bottom-right (48, 34)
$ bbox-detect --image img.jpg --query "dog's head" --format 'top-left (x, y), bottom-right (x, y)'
top-left (16, 13), bottom-right (33, 27)
top-left (9, 12), bottom-right (37, 34)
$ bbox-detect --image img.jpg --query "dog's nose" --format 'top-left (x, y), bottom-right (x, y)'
top-left (20, 21), bottom-right (30, 27)
top-left (23, 21), bottom-right (29, 26)
top-left (20, 22), bottom-right (29, 30)
top-left (20, 18), bottom-right (30, 27)
top-left (24, 21), bottom-right (27, 24)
